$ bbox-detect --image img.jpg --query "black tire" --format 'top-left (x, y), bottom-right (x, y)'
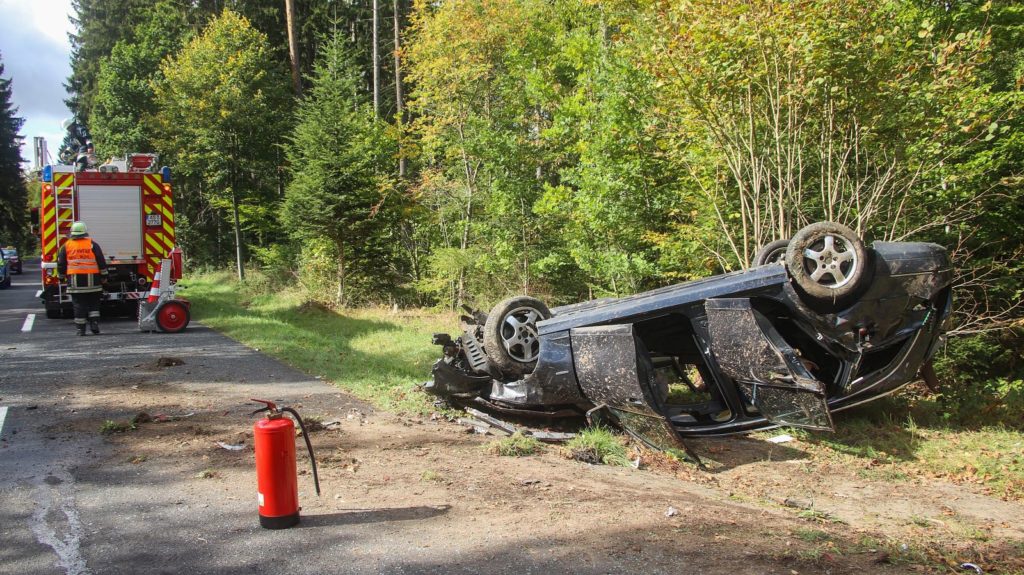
top-left (45, 302), bottom-right (62, 319)
top-left (1, 275), bottom-right (10, 288)
top-left (753, 239), bottom-right (790, 266)
top-left (785, 222), bottom-right (869, 307)
top-left (482, 296), bottom-right (552, 377)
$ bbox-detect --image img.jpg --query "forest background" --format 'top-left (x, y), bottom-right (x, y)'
top-left (0, 0), bottom-right (1021, 417)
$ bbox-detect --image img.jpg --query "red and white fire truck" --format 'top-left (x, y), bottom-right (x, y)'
top-left (37, 153), bottom-right (188, 331)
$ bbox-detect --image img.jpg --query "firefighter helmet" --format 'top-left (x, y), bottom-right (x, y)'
top-left (70, 221), bottom-right (88, 237)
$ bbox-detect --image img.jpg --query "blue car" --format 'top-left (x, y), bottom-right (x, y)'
top-left (1, 246), bottom-right (21, 274)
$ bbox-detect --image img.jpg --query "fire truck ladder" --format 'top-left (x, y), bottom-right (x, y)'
top-left (52, 176), bottom-right (76, 303)
top-left (54, 177), bottom-right (76, 237)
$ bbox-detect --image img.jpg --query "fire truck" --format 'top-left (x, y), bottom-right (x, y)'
top-left (37, 153), bottom-right (186, 330)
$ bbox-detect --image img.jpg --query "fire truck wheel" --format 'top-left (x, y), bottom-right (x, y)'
top-left (156, 301), bottom-right (190, 333)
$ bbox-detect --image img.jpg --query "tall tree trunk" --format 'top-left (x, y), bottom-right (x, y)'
top-left (230, 159), bottom-right (245, 281)
top-left (372, 0), bottom-right (380, 117)
top-left (231, 190), bottom-right (244, 281)
top-left (285, 0), bottom-right (302, 95)
top-left (336, 241), bottom-right (346, 307)
top-left (393, 0), bottom-right (405, 177)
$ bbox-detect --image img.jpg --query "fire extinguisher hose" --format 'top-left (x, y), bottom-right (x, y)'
top-left (281, 407), bottom-right (321, 497)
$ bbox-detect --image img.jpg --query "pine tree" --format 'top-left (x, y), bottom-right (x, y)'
top-left (66, 0), bottom-right (151, 121)
top-left (282, 33), bottom-right (399, 305)
top-left (0, 53), bottom-right (27, 249)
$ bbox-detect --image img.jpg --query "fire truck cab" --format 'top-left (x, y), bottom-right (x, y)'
top-left (37, 154), bottom-right (178, 319)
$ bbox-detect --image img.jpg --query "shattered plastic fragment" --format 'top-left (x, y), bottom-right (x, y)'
top-left (215, 441), bottom-right (246, 451)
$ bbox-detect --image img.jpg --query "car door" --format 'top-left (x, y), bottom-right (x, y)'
top-left (704, 298), bottom-right (834, 431)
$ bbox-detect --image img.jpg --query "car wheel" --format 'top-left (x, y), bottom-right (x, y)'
top-left (753, 239), bottom-right (790, 266)
top-left (483, 296), bottom-right (552, 377)
top-left (0, 275), bottom-right (10, 288)
top-left (785, 222), bottom-right (869, 307)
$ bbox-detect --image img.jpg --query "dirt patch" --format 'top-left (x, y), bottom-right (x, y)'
top-left (74, 364), bottom-right (1024, 574)
top-left (134, 357), bottom-right (186, 370)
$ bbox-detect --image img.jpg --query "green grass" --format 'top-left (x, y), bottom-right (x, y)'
top-left (100, 420), bottom-right (136, 434)
top-left (180, 271), bottom-right (458, 414)
top-left (487, 432), bottom-right (545, 456)
top-left (761, 410), bottom-right (1024, 500)
top-left (793, 528), bottom-right (832, 542)
top-left (420, 469), bottom-right (445, 482)
top-left (565, 426), bottom-right (632, 467)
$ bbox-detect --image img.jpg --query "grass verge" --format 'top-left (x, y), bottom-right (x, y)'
top-left (758, 405), bottom-right (1024, 501)
top-left (180, 271), bottom-right (457, 414)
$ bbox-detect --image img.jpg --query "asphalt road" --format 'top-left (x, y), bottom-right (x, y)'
top-left (0, 260), bottom-right (402, 575)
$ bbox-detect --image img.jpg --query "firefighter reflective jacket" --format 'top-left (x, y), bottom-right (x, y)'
top-left (58, 237), bottom-right (107, 294)
top-left (65, 238), bottom-right (100, 274)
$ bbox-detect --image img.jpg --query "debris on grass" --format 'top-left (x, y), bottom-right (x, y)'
top-left (194, 469), bottom-right (218, 479)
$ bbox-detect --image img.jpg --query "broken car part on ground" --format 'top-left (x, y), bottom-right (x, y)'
top-left (426, 222), bottom-right (952, 453)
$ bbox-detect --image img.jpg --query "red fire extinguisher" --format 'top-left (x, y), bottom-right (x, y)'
top-left (251, 399), bottom-right (321, 529)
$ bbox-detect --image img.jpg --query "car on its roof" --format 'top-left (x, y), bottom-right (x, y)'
top-left (1, 246), bottom-right (21, 274)
top-left (426, 222), bottom-right (951, 454)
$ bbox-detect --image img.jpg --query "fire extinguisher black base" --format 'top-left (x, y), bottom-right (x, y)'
top-left (259, 512), bottom-right (300, 530)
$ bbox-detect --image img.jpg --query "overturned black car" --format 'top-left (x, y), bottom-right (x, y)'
top-left (427, 222), bottom-right (952, 452)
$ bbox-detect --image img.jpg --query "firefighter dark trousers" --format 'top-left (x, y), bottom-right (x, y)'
top-left (71, 292), bottom-right (101, 326)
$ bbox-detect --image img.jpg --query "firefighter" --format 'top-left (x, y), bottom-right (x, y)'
top-left (58, 222), bottom-right (108, 335)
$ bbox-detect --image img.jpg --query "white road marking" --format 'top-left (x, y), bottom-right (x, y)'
top-left (21, 313), bottom-right (36, 332)
top-left (0, 406), bottom-right (7, 435)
